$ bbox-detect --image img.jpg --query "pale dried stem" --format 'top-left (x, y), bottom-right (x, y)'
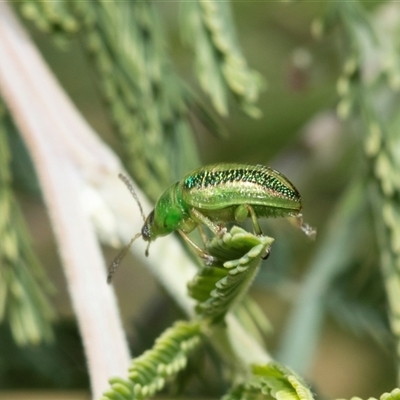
top-left (0, 4), bottom-right (130, 397)
top-left (0, 3), bottom-right (270, 397)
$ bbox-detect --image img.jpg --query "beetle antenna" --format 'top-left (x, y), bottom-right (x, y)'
top-left (145, 242), bottom-right (151, 257)
top-left (107, 232), bottom-right (142, 283)
top-left (118, 173), bottom-right (146, 223)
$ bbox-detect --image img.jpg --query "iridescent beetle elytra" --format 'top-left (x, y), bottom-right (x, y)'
top-left (107, 164), bottom-right (315, 283)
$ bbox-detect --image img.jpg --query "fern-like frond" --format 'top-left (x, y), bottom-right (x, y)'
top-left (18, 0), bottom-right (202, 200)
top-left (379, 388), bottom-right (400, 400)
top-left (188, 226), bottom-right (273, 323)
top-left (365, 109), bottom-right (400, 380)
top-left (252, 363), bottom-right (313, 400)
top-left (334, 388), bottom-right (400, 400)
top-left (19, 0), bottom-right (78, 43)
top-left (180, 0), bottom-right (264, 117)
top-left (100, 320), bottom-right (202, 400)
top-left (223, 362), bottom-right (314, 400)
top-left (73, 1), bottom-right (200, 199)
top-left (0, 101), bottom-right (55, 345)
top-left (316, 0), bottom-right (400, 382)
top-left (279, 1), bottom-right (400, 377)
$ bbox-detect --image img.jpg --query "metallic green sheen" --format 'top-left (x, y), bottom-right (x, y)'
top-left (142, 163), bottom-right (302, 241)
top-left (181, 164), bottom-right (301, 216)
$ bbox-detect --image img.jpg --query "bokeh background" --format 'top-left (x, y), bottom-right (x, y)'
top-left (0, 1), bottom-right (397, 399)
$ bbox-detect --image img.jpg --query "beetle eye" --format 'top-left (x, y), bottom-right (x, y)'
top-left (141, 211), bottom-right (154, 241)
top-left (141, 224), bottom-right (150, 240)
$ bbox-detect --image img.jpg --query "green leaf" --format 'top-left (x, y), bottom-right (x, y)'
top-left (223, 362), bottom-right (314, 400)
top-left (188, 226), bottom-right (273, 323)
top-left (101, 320), bottom-right (202, 400)
top-left (180, 0), bottom-right (264, 117)
top-left (0, 102), bottom-right (55, 346)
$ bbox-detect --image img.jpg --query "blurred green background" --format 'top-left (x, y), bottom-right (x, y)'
top-left (1, 1), bottom-right (396, 399)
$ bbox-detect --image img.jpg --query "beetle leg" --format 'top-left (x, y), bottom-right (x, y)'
top-left (197, 225), bottom-right (208, 246)
top-left (235, 204), bottom-right (263, 236)
top-left (246, 205), bottom-right (263, 236)
top-left (189, 208), bottom-right (224, 236)
top-left (178, 230), bottom-right (217, 265)
top-left (234, 204), bottom-right (248, 222)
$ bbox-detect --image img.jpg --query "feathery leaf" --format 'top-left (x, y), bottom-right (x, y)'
top-left (188, 226), bottom-right (273, 323)
top-left (0, 101), bottom-right (55, 345)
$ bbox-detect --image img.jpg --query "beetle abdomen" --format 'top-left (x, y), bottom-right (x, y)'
top-left (180, 164), bottom-right (302, 216)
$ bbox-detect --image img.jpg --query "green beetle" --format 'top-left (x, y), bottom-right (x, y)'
top-left (108, 164), bottom-right (315, 282)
